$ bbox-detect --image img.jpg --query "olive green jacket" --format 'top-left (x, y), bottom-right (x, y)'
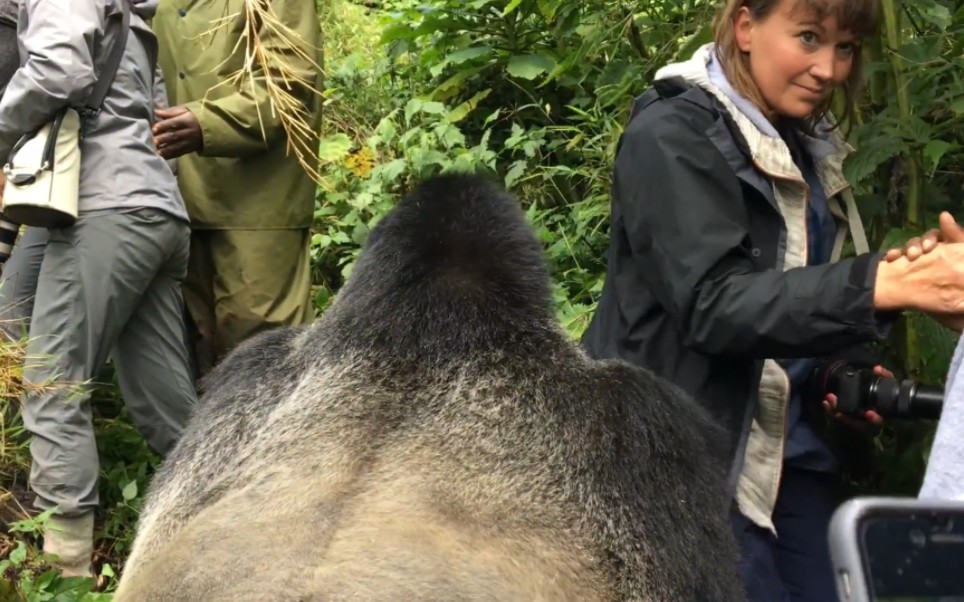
top-left (153, 0), bottom-right (322, 229)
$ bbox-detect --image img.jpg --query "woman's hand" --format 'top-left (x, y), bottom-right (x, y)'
top-left (875, 242), bottom-right (964, 314)
top-left (884, 212), bottom-right (964, 262)
top-left (821, 364), bottom-right (889, 433)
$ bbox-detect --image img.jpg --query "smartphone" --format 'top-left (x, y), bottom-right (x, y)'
top-left (828, 497), bottom-right (964, 602)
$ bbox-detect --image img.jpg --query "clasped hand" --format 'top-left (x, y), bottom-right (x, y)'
top-left (822, 212), bottom-right (964, 431)
top-left (882, 211), bottom-right (964, 333)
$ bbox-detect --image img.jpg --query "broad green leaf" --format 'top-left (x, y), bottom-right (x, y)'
top-left (536, 0), bottom-right (560, 20)
top-left (502, 0), bottom-right (525, 16)
top-left (9, 541), bottom-right (26, 565)
top-left (317, 133), bottom-right (353, 163)
top-left (923, 140), bottom-right (957, 176)
top-left (950, 95), bottom-right (964, 117)
top-left (905, 114), bottom-right (934, 145)
top-left (404, 98), bottom-right (423, 123)
top-left (505, 53), bottom-right (556, 80)
top-left (483, 108), bottom-right (501, 126)
top-left (916, 1), bottom-right (952, 31)
top-left (676, 22), bottom-right (712, 61)
top-left (420, 101), bottom-right (447, 115)
top-left (448, 89), bottom-right (492, 123)
top-left (504, 159), bottom-right (528, 188)
top-left (430, 64), bottom-right (487, 101)
top-left (377, 158), bottom-right (408, 184)
top-left (843, 138), bottom-right (904, 187)
top-left (430, 46), bottom-right (491, 77)
top-left (122, 480), bottom-right (138, 501)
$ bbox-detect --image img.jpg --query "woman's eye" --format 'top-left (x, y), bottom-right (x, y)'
top-left (799, 31), bottom-right (818, 45)
top-left (837, 42), bottom-right (857, 56)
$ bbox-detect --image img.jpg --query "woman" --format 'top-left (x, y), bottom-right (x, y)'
top-left (0, 0), bottom-right (197, 578)
top-left (581, 0), bottom-right (964, 600)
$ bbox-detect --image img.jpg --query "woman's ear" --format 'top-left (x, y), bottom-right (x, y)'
top-left (734, 6), bottom-right (754, 52)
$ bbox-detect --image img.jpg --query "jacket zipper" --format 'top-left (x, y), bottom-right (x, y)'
top-left (750, 156), bottom-right (811, 529)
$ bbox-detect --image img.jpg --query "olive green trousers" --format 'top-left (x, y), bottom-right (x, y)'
top-left (182, 228), bottom-right (314, 378)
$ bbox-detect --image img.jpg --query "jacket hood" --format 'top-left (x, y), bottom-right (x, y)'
top-left (131, 0), bottom-right (158, 19)
top-left (654, 44), bottom-right (851, 180)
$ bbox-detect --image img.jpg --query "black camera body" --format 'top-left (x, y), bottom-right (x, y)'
top-left (0, 214), bottom-right (19, 264)
top-left (810, 359), bottom-right (943, 420)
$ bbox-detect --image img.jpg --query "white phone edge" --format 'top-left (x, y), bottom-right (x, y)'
top-left (828, 496), bottom-right (964, 602)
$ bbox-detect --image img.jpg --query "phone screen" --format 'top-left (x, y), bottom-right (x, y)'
top-left (859, 508), bottom-right (964, 602)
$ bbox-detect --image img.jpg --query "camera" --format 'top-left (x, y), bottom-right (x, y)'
top-left (810, 359), bottom-right (943, 420)
top-left (0, 214), bottom-right (19, 264)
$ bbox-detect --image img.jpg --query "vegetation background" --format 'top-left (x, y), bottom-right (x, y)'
top-left (2, 0), bottom-right (962, 598)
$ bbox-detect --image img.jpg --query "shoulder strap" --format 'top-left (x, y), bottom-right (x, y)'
top-left (85, 0), bottom-right (130, 114)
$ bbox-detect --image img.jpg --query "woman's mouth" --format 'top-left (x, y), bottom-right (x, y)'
top-left (794, 83), bottom-right (824, 97)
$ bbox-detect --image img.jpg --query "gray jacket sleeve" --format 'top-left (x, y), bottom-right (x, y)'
top-left (0, 0), bottom-right (103, 162)
top-left (0, 20), bottom-right (18, 94)
top-left (919, 334), bottom-right (964, 501)
top-left (153, 62), bottom-right (168, 111)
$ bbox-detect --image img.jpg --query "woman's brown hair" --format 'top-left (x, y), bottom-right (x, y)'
top-left (712, 0), bottom-right (880, 129)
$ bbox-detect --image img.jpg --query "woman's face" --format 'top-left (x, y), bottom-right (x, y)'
top-left (735, 0), bottom-right (857, 119)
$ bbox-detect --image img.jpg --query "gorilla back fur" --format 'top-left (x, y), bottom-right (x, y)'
top-left (114, 173), bottom-right (743, 601)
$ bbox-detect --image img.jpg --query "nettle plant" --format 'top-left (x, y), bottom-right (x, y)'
top-left (312, 98), bottom-right (506, 309)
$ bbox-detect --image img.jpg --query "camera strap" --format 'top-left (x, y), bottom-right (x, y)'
top-left (81, 0), bottom-right (130, 122)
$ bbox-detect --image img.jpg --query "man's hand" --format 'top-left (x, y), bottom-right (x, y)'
top-left (879, 212), bottom-right (964, 332)
top-left (153, 106), bottom-right (203, 160)
top-left (885, 212), bottom-right (964, 262)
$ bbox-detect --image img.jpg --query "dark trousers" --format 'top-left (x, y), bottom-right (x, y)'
top-left (730, 466), bottom-right (844, 602)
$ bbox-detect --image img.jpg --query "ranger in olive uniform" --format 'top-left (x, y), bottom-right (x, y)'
top-left (151, 0), bottom-right (323, 376)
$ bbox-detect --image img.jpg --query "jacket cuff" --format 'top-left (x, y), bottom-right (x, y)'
top-left (182, 100), bottom-right (213, 155)
top-left (854, 252), bottom-right (901, 337)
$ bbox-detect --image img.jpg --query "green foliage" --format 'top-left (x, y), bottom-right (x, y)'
top-left (2, 377), bottom-right (156, 600)
top-left (848, 0), bottom-right (964, 229)
top-left (318, 0), bottom-right (964, 498)
top-left (313, 98), bottom-right (502, 307)
top-left (0, 508), bottom-right (111, 602)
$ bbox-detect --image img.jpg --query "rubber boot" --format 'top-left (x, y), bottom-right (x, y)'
top-left (42, 512), bottom-right (94, 578)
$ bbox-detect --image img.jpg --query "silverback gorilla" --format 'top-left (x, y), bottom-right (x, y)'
top-left (113, 173), bottom-right (743, 601)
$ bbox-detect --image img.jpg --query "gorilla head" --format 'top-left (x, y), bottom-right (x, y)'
top-left (114, 172), bottom-right (743, 601)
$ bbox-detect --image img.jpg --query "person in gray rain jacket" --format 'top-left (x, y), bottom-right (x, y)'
top-left (0, 0), bottom-right (197, 578)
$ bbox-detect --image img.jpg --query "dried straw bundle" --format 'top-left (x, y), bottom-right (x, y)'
top-left (206, 1), bottom-right (324, 183)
